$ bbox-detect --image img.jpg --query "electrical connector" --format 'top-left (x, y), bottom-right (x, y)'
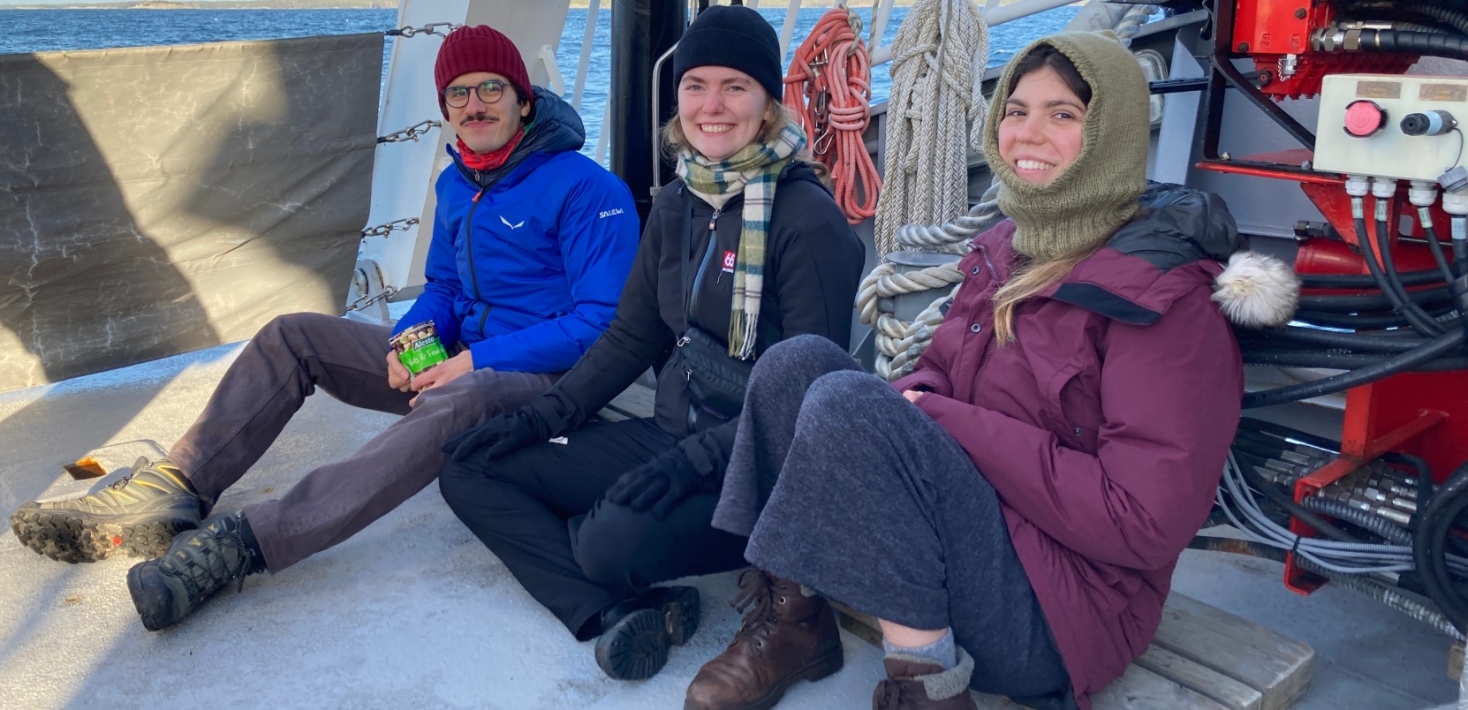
top-left (1441, 166), bottom-right (1468, 194)
top-left (1443, 191), bottom-right (1468, 217)
top-left (1371, 177), bottom-right (1397, 200)
top-left (1409, 180), bottom-right (1439, 208)
top-left (1345, 174), bottom-right (1371, 198)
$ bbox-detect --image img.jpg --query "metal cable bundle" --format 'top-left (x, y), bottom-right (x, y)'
top-left (1213, 419), bottom-right (1468, 635)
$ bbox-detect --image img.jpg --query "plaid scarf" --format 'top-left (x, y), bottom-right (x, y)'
top-left (676, 119), bottom-right (806, 359)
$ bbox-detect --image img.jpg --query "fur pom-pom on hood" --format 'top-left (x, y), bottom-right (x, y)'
top-left (1212, 251), bottom-right (1300, 328)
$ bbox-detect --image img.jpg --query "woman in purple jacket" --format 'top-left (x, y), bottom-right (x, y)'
top-left (682, 32), bottom-right (1301, 710)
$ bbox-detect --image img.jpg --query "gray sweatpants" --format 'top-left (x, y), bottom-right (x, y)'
top-left (169, 312), bottom-right (555, 571)
top-left (712, 334), bottom-right (1070, 699)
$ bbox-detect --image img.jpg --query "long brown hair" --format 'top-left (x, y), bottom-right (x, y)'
top-left (990, 45), bottom-right (1094, 344)
top-left (991, 243), bottom-right (1103, 344)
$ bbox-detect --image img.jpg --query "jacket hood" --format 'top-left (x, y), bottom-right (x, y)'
top-left (1024, 184), bottom-right (1299, 328)
top-left (523, 87), bottom-right (587, 155)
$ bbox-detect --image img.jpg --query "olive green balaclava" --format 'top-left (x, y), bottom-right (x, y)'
top-left (982, 32), bottom-right (1152, 262)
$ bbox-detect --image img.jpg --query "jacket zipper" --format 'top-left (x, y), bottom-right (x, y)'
top-left (464, 187), bottom-right (492, 336)
top-left (450, 149), bottom-right (494, 338)
top-left (681, 206), bottom-right (723, 383)
top-left (971, 244), bottom-right (1000, 398)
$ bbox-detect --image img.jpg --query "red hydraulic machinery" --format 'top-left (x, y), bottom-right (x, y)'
top-left (1178, 0), bottom-right (1468, 594)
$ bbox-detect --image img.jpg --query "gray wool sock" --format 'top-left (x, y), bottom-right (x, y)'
top-left (885, 647), bottom-right (975, 701)
top-left (883, 628), bottom-right (957, 669)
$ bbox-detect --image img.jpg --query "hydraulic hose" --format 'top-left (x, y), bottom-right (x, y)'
top-left (1301, 269), bottom-right (1445, 290)
top-left (1292, 304), bottom-right (1458, 330)
top-left (1358, 212), bottom-right (1445, 335)
top-left (1361, 29), bottom-right (1468, 63)
top-left (1239, 326), bottom-right (1429, 352)
top-left (1233, 426), bottom-right (1336, 461)
top-left (1239, 417), bottom-right (1341, 452)
top-left (1393, 21), bottom-right (1451, 35)
top-left (1298, 285), bottom-right (1452, 313)
top-left (1397, 2), bottom-right (1468, 37)
top-left (1377, 216), bottom-right (1447, 335)
top-left (1232, 448), bottom-right (1366, 543)
top-left (1242, 349), bottom-right (1468, 371)
top-left (1381, 451), bottom-right (1436, 508)
top-left (1242, 327), bottom-right (1467, 408)
top-left (1413, 460), bottom-right (1468, 633)
top-left (1421, 216), bottom-right (1457, 285)
top-left (1303, 496), bottom-right (1414, 545)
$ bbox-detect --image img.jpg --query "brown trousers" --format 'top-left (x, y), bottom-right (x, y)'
top-left (168, 312), bottom-right (555, 571)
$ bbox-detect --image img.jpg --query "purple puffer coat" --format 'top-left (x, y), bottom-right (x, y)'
top-left (893, 186), bottom-right (1295, 709)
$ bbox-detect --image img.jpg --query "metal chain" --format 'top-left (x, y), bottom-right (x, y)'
top-left (360, 217), bottom-right (419, 239)
top-left (378, 120), bottom-right (441, 145)
top-left (347, 285), bottom-right (400, 313)
top-left (386, 22), bottom-right (460, 39)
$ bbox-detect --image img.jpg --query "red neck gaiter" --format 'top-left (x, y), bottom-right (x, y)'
top-left (457, 129), bottom-right (525, 172)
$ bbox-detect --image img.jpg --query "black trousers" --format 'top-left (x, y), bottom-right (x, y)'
top-left (439, 417), bottom-right (749, 641)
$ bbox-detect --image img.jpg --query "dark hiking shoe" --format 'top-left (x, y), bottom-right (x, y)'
top-left (684, 570), bottom-right (844, 710)
top-left (595, 585), bottom-right (701, 681)
top-left (127, 511), bottom-right (256, 631)
top-left (10, 457), bottom-right (202, 563)
top-left (873, 651), bottom-right (978, 710)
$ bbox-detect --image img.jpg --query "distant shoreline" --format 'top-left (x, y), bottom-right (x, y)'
top-left (2, 0), bottom-right (1061, 9)
top-left (3, 0), bottom-right (1009, 10)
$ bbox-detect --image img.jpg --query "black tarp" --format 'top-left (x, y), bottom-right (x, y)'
top-left (0, 33), bottom-right (381, 392)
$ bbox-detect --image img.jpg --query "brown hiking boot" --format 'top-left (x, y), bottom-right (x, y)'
top-left (872, 649), bottom-right (978, 710)
top-left (684, 569), bottom-right (844, 710)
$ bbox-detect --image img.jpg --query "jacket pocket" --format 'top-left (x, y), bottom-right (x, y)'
top-left (1042, 361), bottom-right (1102, 453)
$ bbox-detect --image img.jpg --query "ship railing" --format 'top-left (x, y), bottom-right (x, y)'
top-left (552, 0), bottom-right (1089, 164)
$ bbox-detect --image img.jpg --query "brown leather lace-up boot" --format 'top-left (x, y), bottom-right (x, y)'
top-left (872, 649), bottom-right (978, 710)
top-left (684, 569), bottom-right (844, 710)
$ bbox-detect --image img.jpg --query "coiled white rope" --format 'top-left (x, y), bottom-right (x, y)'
top-left (857, 262), bottom-right (965, 380)
top-left (858, 0), bottom-right (987, 380)
top-left (872, 0), bottom-right (989, 259)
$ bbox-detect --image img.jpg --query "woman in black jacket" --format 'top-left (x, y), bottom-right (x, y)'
top-left (437, 5), bottom-right (864, 683)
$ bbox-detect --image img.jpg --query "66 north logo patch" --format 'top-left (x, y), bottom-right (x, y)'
top-left (722, 251), bottom-right (737, 273)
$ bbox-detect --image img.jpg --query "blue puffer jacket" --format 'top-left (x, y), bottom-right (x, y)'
top-left (392, 90), bottom-right (640, 373)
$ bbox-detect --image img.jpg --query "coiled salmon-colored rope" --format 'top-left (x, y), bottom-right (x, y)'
top-left (783, 7), bottom-right (881, 225)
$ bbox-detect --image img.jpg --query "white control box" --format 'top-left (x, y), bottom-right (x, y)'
top-left (1314, 74), bottom-right (1468, 183)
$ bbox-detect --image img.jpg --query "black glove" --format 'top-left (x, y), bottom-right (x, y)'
top-left (442, 405), bottom-right (551, 464)
top-left (604, 446), bottom-right (716, 520)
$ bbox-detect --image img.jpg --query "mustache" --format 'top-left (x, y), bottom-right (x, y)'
top-left (460, 112), bottom-right (494, 126)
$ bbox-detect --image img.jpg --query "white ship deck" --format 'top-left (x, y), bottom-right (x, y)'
top-left (0, 332), bottom-right (1458, 710)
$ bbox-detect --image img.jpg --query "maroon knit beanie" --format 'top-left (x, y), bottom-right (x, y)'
top-left (434, 25), bottom-right (533, 117)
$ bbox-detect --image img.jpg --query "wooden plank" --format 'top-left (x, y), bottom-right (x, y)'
top-left (1086, 665), bottom-right (1235, 710)
top-left (836, 595), bottom-right (1307, 710)
top-left (835, 604), bottom-right (884, 647)
top-left (1134, 645), bottom-right (1263, 710)
top-left (1151, 594), bottom-right (1314, 710)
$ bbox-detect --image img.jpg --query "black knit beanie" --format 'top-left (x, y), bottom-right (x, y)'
top-left (674, 5), bottom-right (784, 101)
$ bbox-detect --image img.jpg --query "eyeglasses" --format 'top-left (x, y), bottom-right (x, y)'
top-left (443, 80), bottom-right (508, 109)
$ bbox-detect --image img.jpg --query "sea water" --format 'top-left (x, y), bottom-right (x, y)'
top-left (0, 6), bottom-right (1077, 158)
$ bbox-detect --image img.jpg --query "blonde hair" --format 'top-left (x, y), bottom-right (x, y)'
top-left (991, 242), bottom-right (1104, 344)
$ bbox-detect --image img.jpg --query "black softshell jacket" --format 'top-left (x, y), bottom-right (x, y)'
top-left (544, 161), bottom-right (865, 477)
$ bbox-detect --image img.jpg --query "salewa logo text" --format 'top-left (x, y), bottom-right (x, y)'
top-left (500, 216), bottom-right (525, 230)
top-left (599, 208), bottom-right (624, 219)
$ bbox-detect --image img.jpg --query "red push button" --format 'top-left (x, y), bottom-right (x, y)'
top-left (1344, 100), bottom-right (1386, 138)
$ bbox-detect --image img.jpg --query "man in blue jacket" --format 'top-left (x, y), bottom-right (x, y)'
top-left (8, 25), bottom-right (640, 631)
